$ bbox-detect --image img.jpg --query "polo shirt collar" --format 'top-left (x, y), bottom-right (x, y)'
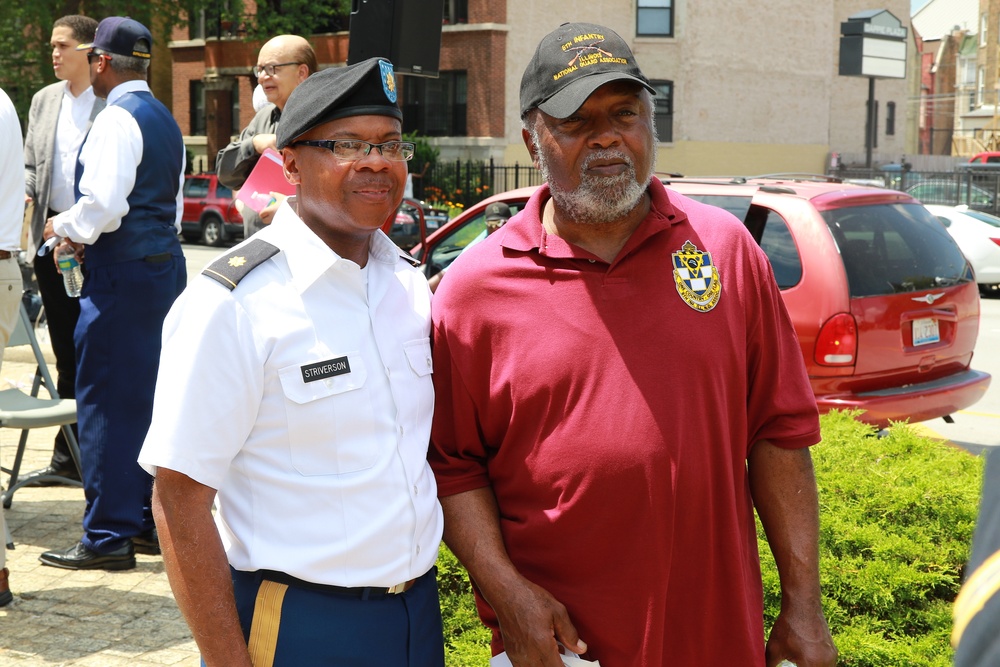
top-left (500, 177), bottom-right (688, 259)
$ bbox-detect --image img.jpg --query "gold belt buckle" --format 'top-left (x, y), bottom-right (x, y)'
top-left (386, 578), bottom-right (415, 595)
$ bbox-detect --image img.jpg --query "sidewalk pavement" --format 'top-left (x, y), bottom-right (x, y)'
top-left (1, 335), bottom-right (200, 666)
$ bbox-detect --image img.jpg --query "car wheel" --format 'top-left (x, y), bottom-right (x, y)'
top-left (201, 215), bottom-right (225, 247)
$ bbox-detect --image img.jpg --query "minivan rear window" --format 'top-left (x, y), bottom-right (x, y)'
top-left (822, 203), bottom-right (972, 297)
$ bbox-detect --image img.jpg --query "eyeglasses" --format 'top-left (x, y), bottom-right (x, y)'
top-left (253, 62), bottom-right (301, 77)
top-left (87, 51), bottom-right (111, 64)
top-left (290, 140), bottom-right (415, 162)
top-left (485, 218), bottom-right (507, 231)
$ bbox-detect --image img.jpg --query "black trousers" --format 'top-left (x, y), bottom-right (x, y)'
top-left (33, 229), bottom-right (81, 469)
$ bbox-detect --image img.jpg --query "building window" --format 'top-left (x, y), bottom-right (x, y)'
top-left (886, 101), bottom-right (895, 136)
top-left (402, 71), bottom-right (467, 137)
top-left (979, 66), bottom-right (986, 105)
top-left (982, 13), bottom-right (988, 46)
top-left (190, 81), bottom-right (205, 135)
top-left (649, 80), bottom-right (673, 142)
top-left (637, 0), bottom-right (673, 37)
top-left (443, 0), bottom-right (468, 24)
top-left (189, 79), bottom-right (240, 137)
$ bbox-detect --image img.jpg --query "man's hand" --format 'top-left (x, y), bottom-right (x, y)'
top-left (252, 133), bottom-right (277, 155)
top-left (765, 605), bottom-right (837, 667)
top-left (492, 576), bottom-right (587, 667)
top-left (51, 237), bottom-right (85, 268)
top-left (440, 488), bottom-right (587, 667)
top-left (258, 192), bottom-right (286, 225)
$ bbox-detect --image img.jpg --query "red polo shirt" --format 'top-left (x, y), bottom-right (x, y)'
top-left (430, 179), bottom-right (820, 667)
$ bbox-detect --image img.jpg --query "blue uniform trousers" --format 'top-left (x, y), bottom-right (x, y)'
top-left (227, 567), bottom-right (445, 667)
top-left (76, 256), bottom-right (186, 552)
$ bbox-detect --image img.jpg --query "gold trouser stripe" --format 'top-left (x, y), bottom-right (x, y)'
top-left (953, 548), bottom-right (1000, 647)
top-left (247, 580), bottom-right (288, 667)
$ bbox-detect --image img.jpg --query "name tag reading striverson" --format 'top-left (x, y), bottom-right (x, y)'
top-left (301, 357), bottom-right (351, 383)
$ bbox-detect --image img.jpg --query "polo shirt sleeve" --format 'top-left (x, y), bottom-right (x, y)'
top-left (744, 242), bottom-right (821, 451)
top-left (138, 279), bottom-right (265, 489)
top-left (428, 304), bottom-right (492, 497)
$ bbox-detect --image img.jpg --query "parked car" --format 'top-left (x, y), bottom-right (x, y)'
top-left (906, 180), bottom-right (995, 211)
top-left (968, 152), bottom-right (1000, 165)
top-left (924, 204), bottom-right (1000, 294)
top-left (412, 177), bottom-right (991, 428)
top-left (181, 173), bottom-right (243, 247)
top-left (385, 200), bottom-right (450, 250)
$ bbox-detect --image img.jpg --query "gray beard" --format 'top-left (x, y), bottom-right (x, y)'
top-left (537, 148), bottom-right (651, 224)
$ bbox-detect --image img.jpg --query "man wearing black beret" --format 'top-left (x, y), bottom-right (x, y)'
top-left (139, 57), bottom-right (444, 666)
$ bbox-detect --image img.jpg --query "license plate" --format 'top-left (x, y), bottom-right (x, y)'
top-left (913, 318), bottom-right (940, 346)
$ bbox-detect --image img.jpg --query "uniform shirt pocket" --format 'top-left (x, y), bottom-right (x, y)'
top-left (278, 353), bottom-right (375, 475)
top-left (403, 338), bottom-right (433, 377)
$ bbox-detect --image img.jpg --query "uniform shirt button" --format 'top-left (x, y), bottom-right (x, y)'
top-left (398, 425), bottom-right (404, 436)
top-left (413, 484), bottom-right (418, 496)
top-left (425, 357), bottom-right (431, 369)
top-left (416, 545), bottom-right (421, 555)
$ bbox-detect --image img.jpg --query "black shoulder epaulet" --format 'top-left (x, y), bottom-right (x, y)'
top-left (397, 247), bottom-right (420, 267)
top-left (202, 239), bottom-right (280, 291)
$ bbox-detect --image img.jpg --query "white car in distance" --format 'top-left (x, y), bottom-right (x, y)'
top-left (925, 204), bottom-right (1000, 295)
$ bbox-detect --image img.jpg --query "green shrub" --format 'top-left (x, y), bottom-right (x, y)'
top-left (437, 545), bottom-right (491, 667)
top-left (437, 410), bottom-right (984, 666)
top-left (760, 410), bottom-right (983, 666)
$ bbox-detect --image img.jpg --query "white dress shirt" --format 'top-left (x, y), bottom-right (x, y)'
top-left (52, 80), bottom-right (184, 244)
top-left (48, 82), bottom-right (96, 213)
top-left (0, 89), bottom-right (23, 251)
top-left (139, 201), bottom-right (443, 587)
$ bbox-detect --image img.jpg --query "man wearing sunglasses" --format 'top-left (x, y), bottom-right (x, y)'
top-left (39, 16), bottom-right (186, 571)
top-left (140, 58), bottom-right (444, 666)
top-left (217, 34), bottom-right (316, 239)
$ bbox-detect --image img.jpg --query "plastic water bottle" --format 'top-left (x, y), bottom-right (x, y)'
top-left (777, 661), bottom-right (798, 667)
top-left (55, 244), bottom-right (84, 297)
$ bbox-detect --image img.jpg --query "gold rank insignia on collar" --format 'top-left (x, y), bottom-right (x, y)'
top-left (672, 240), bottom-right (722, 312)
top-left (203, 239), bottom-right (280, 290)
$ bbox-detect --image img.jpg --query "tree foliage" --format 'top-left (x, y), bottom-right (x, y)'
top-left (0, 1), bottom-right (202, 124)
top-left (0, 0), bottom-right (352, 127)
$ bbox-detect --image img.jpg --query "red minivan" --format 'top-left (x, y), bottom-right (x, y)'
top-left (410, 177), bottom-right (991, 429)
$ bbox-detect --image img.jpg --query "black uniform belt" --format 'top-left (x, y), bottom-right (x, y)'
top-left (258, 569), bottom-right (420, 600)
top-left (144, 252), bottom-right (172, 263)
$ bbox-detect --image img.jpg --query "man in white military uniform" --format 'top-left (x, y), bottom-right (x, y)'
top-left (138, 58), bottom-right (444, 666)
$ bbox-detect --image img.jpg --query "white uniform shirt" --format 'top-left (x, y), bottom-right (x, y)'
top-left (48, 82), bottom-right (96, 213)
top-left (52, 80), bottom-right (184, 244)
top-left (139, 201), bottom-right (442, 587)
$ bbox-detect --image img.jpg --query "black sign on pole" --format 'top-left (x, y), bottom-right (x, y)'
top-left (838, 10), bottom-right (907, 168)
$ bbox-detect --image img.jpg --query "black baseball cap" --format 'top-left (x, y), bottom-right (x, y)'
top-left (484, 202), bottom-right (512, 221)
top-left (277, 58), bottom-right (403, 149)
top-left (77, 16), bottom-right (152, 59)
top-left (520, 22), bottom-right (654, 119)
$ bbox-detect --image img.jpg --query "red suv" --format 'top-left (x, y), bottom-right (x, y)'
top-left (411, 177), bottom-right (991, 429)
top-left (181, 173), bottom-right (243, 247)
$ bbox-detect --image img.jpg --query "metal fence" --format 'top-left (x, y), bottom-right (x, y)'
top-left (829, 166), bottom-right (1000, 216)
top-left (413, 159), bottom-right (545, 210)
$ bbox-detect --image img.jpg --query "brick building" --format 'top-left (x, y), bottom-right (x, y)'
top-left (169, 0), bottom-right (911, 176)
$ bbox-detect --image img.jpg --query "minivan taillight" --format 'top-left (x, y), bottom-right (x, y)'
top-left (815, 313), bottom-right (857, 366)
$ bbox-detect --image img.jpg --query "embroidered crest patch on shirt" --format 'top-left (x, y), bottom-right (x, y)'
top-left (672, 240), bottom-right (722, 312)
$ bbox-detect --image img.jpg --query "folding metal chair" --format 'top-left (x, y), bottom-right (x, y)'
top-left (0, 302), bottom-right (82, 528)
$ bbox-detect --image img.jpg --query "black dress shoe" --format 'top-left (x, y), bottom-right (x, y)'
top-left (39, 541), bottom-right (135, 571)
top-left (17, 464), bottom-right (82, 488)
top-left (133, 528), bottom-right (161, 555)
